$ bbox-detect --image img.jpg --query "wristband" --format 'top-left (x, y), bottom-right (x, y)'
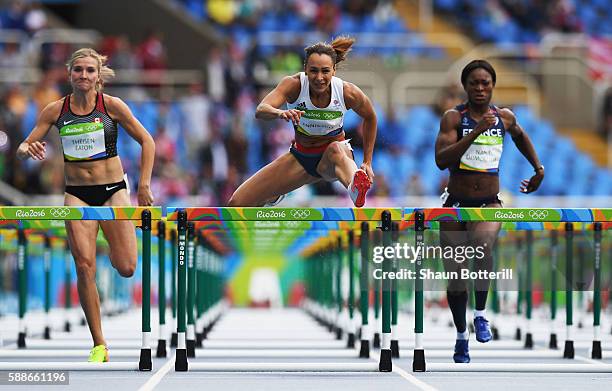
top-left (534, 165), bottom-right (544, 173)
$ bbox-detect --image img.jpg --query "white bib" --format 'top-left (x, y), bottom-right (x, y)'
top-left (459, 131), bottom-right (504, 173)
top-left (60, 122), bottom-right (107, 161)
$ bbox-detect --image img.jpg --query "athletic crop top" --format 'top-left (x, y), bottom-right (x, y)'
top-left (55, 93), bottom-right (118, 162)
top-left (286, 72), bottom-right (347, 137)
top-left (451, 103), bottom-right (506, 175)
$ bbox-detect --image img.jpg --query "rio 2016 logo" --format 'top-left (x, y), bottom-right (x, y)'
top-left (493, 210), bottom-right (524, 220)
top-left (255, 210), bottom-right (286, 219)
top-left (15, 209), bottom-right (46, 218)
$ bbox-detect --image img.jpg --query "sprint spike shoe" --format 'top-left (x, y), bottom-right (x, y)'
top-left (453, 339), bottom-right (470, 363)
top-left (264, 194), bottom-right (286, 207)
top-left (474, 316), bottom-right (492, 343)
top-left (348, 169), bottom-right (370, 208)
top-left (88, 345), bottom-right (109, 362)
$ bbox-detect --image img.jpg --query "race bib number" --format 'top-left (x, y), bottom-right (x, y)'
top-left (60, 122), bottom-right (107, 161)
top-left (459, 134), bottom-right (503, 172)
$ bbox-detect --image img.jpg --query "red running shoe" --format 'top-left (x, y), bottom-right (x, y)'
top-left (348, 169), bottom-right (371, 208)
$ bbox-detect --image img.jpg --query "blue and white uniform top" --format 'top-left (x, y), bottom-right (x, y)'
top-left (452, 103), bottom-right (506, 175)
top-left (286, 72), bottom-right (347, 137)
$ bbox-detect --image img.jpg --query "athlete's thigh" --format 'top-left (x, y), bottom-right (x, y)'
top-left (230, 152), bottom-right (319, 206)
top-left (99, 189), bottom-right (137, 263)
top-left (466, 203), bottom-right (502, 249)
top-left (64, 194), bottom-right (99, 265)
top-left (317, 141), bottom-right (354, 181)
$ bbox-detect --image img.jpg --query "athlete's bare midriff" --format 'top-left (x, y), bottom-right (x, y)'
top-left (64, 156), bottom-right (125, 186)
top-left (447, 172), bottom-right (499, 199)
top-left (294, 131), bottom-right (346, 148)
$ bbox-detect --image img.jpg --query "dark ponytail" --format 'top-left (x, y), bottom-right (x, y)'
top-left (304, 36), bottom-right (356, 67)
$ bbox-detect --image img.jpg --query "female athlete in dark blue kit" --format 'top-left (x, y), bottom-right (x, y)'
top-left (435, 60), bottom-right (544, 363)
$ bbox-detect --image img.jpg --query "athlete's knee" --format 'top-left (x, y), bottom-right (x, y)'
top-left (447, 282), bottom-right (469, 295)
top-left (75, 259), bottom-right (96, 281)
top-left (326, 142), bottom-right (346, 163)
top-left (116, 260), bottom-right (136, 278)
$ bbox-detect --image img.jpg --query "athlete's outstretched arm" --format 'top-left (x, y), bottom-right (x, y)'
top-left (16, 101), bottom-right (61, 160)
top-left (344, 82), bottom-right (376, 181)
top-left (106, 95), bottom-right (155, 206)
top-left (255, 75), bottom-right (304, 125)
top-left (435, 109), bottom-right (496, 170)
top-left (501, 109), bottom-right (544, 193)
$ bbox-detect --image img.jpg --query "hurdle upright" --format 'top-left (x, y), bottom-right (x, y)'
top-left (0, 206), bottom-right (162, 371)
top-left (403, 207), bottom-right (612, 373)
top-left (165, 206), bottom-right (403, 373)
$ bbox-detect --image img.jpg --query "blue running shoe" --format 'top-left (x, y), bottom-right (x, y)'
top-left (474, 316), bottom-right (492, 343)
top-left (453, 339), bottom-right (470, 363)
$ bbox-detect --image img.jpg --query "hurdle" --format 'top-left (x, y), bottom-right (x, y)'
top-left (165, 207), bottom-right (403, 372)
top-left (404, 207), bottom-right (612, 373)
top-left (0, 206), bottom-right (161, 371)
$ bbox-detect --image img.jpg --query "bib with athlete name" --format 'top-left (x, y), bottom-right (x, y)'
top-left (286, 72), bottom-right (347, 137)
top-left (453, 103), bottom-right (506, 175)
top-left (55, 93), bottom-right (118, 162)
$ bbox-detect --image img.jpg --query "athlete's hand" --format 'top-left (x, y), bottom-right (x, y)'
top-left (278, 109), bottom-right (305, 126)
top-left (137, 185), bottom-right (154, 206)
top-left (18, 141), bottom-right (46, 160)
top-left (361, 162), bottom-right (375, 184)
top-left (473, 110), bottom-right (497, 134)
top-left (520, 170), bottom-right (544, 194)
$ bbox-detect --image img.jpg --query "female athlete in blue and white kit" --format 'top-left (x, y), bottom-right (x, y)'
top-left (228, 37), bottom-right (376, 207)
top-left (435, 60), bottom-right (544, 363)
top-left (17, 48), bottom-right (155, 362)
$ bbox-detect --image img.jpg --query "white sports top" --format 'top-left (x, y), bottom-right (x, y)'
top-left (286, 72), bottom-right (347, 137)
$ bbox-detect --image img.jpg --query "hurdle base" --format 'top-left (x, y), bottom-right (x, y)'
top-left (549, 333), bottom-right (558, 349)
top-left (156, 339), bottom-right (167, 358)
top-left (379, 349), bottom-right (392, 372)
top-left (80, 317), bottom-right (86, 326)
top-left (391, 340), bottom-right (400, 358)
top-left (175, 349), bottom-right (188, 372)
top-left (491, 326), bottom-right (499, 340)
top-left (373, 333), bottom-right (381, 348)
top-left (591, 341), bottom-right (602, 359)
top-left (347, 333), bottom-right (355, 348)
top-left (196, 332), bottom-right (203, 347)
top-left (335, 327), bottom-right (343, 340)
top-left (64, 321), bottom-right (71, 333)
top-left (514, 327), bottom-right (521, 341)
top-left (44, 326), bottom-right (51, 340)
top-left (17, 332), bottom-right (26, 348)
top-left (171, 332), bottom-right (178, 348)
top-left (138, 348), bottom-right (152, 371)
top-left (359, 340), bottom-right (370, 358)
top-left (187, 339), bottom-right (196, 358)
top-left (412, 349), bottom-right (426, 372)
top-left (524, 333), bottom-right (533, 349)
top-left (563, 340), bottom-right (574, 359)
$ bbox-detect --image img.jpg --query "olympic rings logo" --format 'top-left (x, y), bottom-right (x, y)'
top-left (50, 208), bottom-right (71, 218)
top-left (291, 209), bottom-right (311, 219)
top-left (528, 209), bottom-right (548, 220)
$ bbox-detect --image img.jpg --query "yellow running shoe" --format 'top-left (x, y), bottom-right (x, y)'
top-left (88, 345), bottom-right (109, 362)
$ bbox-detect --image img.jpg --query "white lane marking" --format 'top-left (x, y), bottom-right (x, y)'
top-left (138, 353), bottom-right (175, 391)
top-left (369, 351), bottom-right (438, 391)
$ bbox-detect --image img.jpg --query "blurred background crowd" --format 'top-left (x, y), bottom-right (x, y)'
top-left (0, 0), bottom-right (611, 207)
